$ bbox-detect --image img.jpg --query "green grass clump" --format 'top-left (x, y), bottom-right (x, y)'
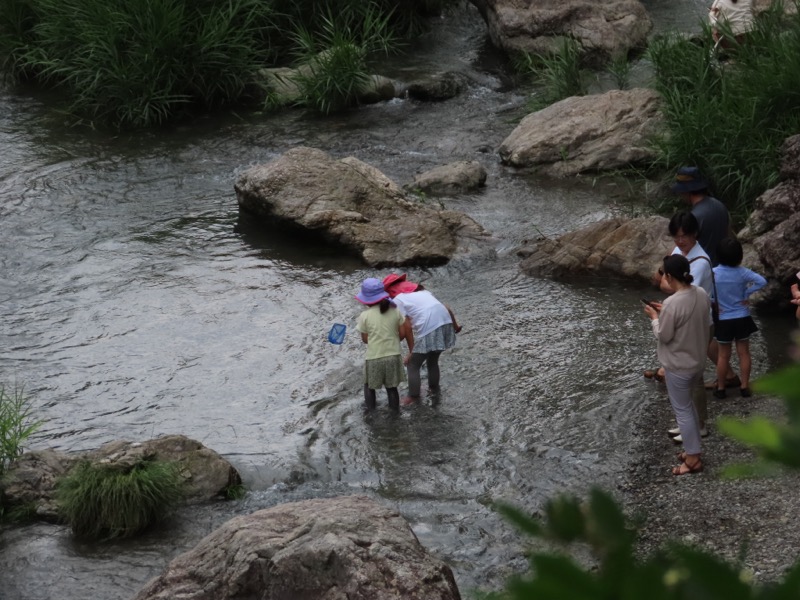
top-left (289, 3), bottom-right (395, 114)
top-left (0, 0), bottom-right (276, 129)
top-left (0, 384), bottom-right (41, 477)
top-left (647, 1), bottom-right (800, 223)
top-left (513, 37), bottom-right (587, 111)
top-left (57, 459), bottom-right (185, 539)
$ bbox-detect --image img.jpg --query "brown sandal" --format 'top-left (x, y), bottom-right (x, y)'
top-left (672, 458), bottom-right (703, 476)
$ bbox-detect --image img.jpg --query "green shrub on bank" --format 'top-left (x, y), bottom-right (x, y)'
top-left (0, 384), bottom-right (41, 477)
top-left (288, 4), bottom-right (394, 114)
top-left (513, 38), bottom-right (587, 111)
top-left (0, 0), bottom-right (276, 128)
top-left (647, 1), bottom-right (800, 222)
top-left (0, 0), bottom-right (456, 128)
top-left (57, 459), bottom-right (184, 539)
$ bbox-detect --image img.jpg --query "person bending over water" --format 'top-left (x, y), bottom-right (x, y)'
top-left (383, 276), bottom-right (461, 404)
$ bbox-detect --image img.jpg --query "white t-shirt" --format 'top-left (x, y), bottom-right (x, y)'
top-left (391, 290), bottom-right (452, 339)
top-left (672, 243), bottom-right (713, 296)
top-left (709, 0), bottom-right (753, 35)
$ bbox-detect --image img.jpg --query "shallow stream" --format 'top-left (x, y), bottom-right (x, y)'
top-left (1, 3), bottom-right (796, 599)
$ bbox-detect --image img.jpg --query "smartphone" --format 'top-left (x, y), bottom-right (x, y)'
top-left (640, 298), bottom-right (655, 307)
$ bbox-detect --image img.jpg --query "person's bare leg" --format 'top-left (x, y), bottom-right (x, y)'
top-left (364, 384), bottom-right (377, 410)
top-left (737, 339), bottom-right (752, 389)
top-left (716, 343), bottom-right (732, 391)
top-left (386, 387), bottom-right (400, 410)
top-left (708, 338), bottom-right (737, 381)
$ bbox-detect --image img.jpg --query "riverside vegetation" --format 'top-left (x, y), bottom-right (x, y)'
top-left (511, 1), bottom-right (800, 223)
top-left (0, 0), bottom-right (452, 128)
top-left (57, 459), bottom-right (185, 539)
top-left (0, 384), bottom-right (41, 522)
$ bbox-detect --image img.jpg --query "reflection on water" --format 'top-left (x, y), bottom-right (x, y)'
top-left (1, 4), bottom-right (796, 599)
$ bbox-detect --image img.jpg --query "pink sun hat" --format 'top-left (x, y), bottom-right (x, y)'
top-left (387, 281), bottom-right (419, 298)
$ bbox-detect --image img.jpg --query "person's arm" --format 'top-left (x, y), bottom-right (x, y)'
top-left (360, 332), bottom-right (369, 344)
top-left (650, 300), bottom-right (676, 344)
top-left (402, 316), bottom-right (414, 365)
top-left (743, 269), bottom-right (767, 297)
top-left (445, 304), bottom-right (462, 333)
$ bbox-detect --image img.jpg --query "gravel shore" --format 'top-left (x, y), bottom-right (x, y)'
top-left (620, 380), bottom-right (800, 582)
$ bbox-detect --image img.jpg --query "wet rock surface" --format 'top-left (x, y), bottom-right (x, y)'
top-left (234, 146), bottom-right (490, 267)
top-left (132, 495), bottom-right (462, 600)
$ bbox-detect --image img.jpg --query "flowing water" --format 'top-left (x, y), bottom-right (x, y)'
top-left (1, 3), bottom-right (796, 599)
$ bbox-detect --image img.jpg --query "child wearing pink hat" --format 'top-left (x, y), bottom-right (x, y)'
top-left (355, 278), bottom-right (407, 410)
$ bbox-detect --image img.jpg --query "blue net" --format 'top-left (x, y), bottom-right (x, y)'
top-left (328, 323), bottom-right (347, 345)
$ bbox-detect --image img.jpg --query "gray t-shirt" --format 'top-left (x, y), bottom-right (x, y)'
top-left (691, 196), bottom-right (730, 265)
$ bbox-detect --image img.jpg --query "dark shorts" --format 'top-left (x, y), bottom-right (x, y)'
top-left (714, 316), bottom-right (758, 344)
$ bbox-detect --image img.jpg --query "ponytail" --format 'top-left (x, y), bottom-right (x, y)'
top-left (379, 298), bottom-right (391, 313)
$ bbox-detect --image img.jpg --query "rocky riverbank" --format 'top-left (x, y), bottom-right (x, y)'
top-left (620, 369), bottom-right (800, 582)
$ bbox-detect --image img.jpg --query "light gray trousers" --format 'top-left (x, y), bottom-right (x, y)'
top-left (665, 370), bottom-right (704, 455)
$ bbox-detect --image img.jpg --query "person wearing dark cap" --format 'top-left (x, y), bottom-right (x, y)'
top-left (671, 166), bottom-right (732, 266)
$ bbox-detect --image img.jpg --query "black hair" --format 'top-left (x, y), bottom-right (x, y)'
top-left (668, 211), bottom-right (700, 237)
top-left (716, 237), bottom-right (743, 267)
top-left (378, 298), bottom-right (391, 313)
top-left (663, 254), bottom-right (694, 285)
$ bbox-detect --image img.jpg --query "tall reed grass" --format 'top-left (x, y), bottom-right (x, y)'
top-left (513, 38), bottom-right (587, 111)
top-left (289, 4), bottom-right (395, 114)
top-left (647, 1), bottom-right (800, 222)
top-left (0, 384), bottom-right (41, 477)
top-left (0, 0), bottom-right (276, 128)
top-left (0, 0), bottom-right (456, 128)
top-left (57, 459), bottom-right (184, 539)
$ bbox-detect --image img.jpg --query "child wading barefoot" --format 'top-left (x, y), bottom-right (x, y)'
top-left (355, 278), bottom-right (407, 410)
top-left (712, 238), bottom-right (767, 398)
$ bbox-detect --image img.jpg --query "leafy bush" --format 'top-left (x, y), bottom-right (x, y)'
top-left (647, 1), bottom-right (800, 222)
top-left (57, 459), bottom-right (185, 539)
top-left (0, 384), bottom-right (41, 477)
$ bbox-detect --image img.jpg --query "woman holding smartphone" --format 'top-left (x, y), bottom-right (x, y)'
top-left (644, 254), bottom-right (711, 475)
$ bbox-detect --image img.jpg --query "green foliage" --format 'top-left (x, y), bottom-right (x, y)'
top-left (606, 52), bottom-right (632, 90)
top-left (288, 3), bottom-right (395, 114)
top-left (493, 361), bottom-right (800, 599)
top-left (0, 0), bottom-right (276, 128)
top-left (57, 459), bottom-right (185, 539)
top-left (0, 384), bottom-right (42, 477)
top-left (718, 365), bottom-right (800, 471)
top-left (646, 2), bottom-right (800, 223)
top-left (224, 483), bottom-right (247, 500)
top-left (515, 38), bottom-right (587, 112)
top-left (0, 0), bottom-right (449, 128)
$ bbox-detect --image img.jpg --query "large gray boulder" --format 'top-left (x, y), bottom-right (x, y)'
top-left (469, 0), bottom-right (652, 65)
top-left (738, 134), bottom-right (800, 306)
top-left (518, 216), bottom-right (671, 280)
top-left (1, 435), bottom-right (241, 520)
top-left (235, 147), bottom-right (489, 267)
top-left (132, 495), bottom-right (462, 600)
top-left (499, 88), bottom-right (663, 176)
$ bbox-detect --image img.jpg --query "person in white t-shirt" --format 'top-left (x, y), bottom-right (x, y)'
top-left (384, 277), bottom-right (461, 404)
top-left (709, 0), bottom-right (754, 48)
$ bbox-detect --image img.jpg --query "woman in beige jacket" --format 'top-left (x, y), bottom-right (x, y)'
top-left (644, 254), bottom-right (711, 475)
